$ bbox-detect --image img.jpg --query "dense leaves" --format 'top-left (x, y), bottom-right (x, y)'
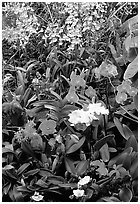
top-left (2, 2), bottom-right (138, 202)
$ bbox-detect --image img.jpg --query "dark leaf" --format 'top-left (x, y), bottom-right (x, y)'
top-left (125, 133), bottom-right (138, 152)
top-left (108, 147), bottom-right (133, 167)
top-left (76, 160), bottom-right (89, 176)
top-left (21, 141), bottom-right (37, 159)
top-left (64, 157), bottom-right (76, 175)
top-left (99, 143), bottom-right (110, 162)
top-left (13, 185), bottom-right (24, 202)
top-left (94, 135), bottom-right (115, 151)
top-left (129, 154), bottom-right (138, 180)
top-left (17, 186), bottom-right (32, 193)
top-left (113, 117), bottom-right (126, 138)
top-left (66, 136), bottom-right (85, 154)
top-left (17, 163), bottom-right (31, 176)
top-left (23, 169), bottom-right (40, 177)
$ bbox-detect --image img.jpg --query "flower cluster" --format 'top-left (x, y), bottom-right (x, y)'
top-left (72, 176), bottom-right (91, 198)
top-left (94, 61), bottom-right (118, 79)
top-left (68, 102), bottom-right (109, 126)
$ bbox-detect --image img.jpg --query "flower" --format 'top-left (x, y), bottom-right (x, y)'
top-left (73, 189), bottom-right (85, 198)
top-left (39, 119), bottom-right (56, 135)
top-left (31, 192), bottom-right (44, 202)
top-left (68, 102), bottom-right (109, 126)
top-left (94, 61), bottom-right (118, 78)
top-left (78, 176), bottom-right (91, 187)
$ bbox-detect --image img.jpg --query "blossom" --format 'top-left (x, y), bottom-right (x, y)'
top-left (94, 61), bottom-right (118, 78)
top-left (73, 189), bottom-right (85, 198)
top-left (39, 119), bottom-right (56, 135)
top-left (78, 176), bottom-right (91, 187)
top-left (68, 102), bottom-right (109, 126)
top-left (31, 192), bottom-right (44, 202)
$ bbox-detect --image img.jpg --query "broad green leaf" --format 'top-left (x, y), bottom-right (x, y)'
top-left (123, 56), bottom-right (138, 80)
top-left (108, 147), bottom-right (133, 167)
top-left (17, 163), bottom-right (30, 176)
top-left (64, 157), bottom-right (76, 175)
top-left (66, 136), bottom-right (85, 154)
top-left (99, 143), bottom-right (110, 162)
top-left (94, 135), bottom-right (115, 151)
top-left (122, 124), bottom-right (135, 140)
top-left (23, 169), bottom-right (40, 177)
top-left (76, 160), bottom-right (89, 176)
top-left (35, 179), bottom-right (49, 188)
top-left (113, 117), bottom-right (126, 138)
top-left (125, 133), bottom-right (138, 152)
top-left (39, 168), bottom-right (53, 177)
top-left (17, 186), bottom-right (32, 193)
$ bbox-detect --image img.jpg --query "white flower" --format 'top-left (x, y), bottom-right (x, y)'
top-left (31, 192), bottom-right (44, 202)
top-left (73, 189), bottom-right (85, 198)
top-left (78, 176), bottom-right (91, 187)
top-left (68, 102), bottom-right (109, 126)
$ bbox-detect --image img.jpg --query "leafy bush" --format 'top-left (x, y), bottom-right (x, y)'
top-left (2, 2), bottom-right (138, 202)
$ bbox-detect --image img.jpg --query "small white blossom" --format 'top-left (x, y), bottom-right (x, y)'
top-left (73, 189), bottom-right (85, 198)
top-left (31, 192), bottom-right (44, 202)
top-left (78, 176), bottom-right (91, 187)
top-left (68, 102), bottom-right (109, 126)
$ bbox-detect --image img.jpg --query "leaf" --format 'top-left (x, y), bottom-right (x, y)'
top-left (123, 56), bottom-right (138, 80)
top-left (134, 94), bottom-right (138, 110)
top-left (120, 105), bottom-right (138, 121)
top-left (17, 163), bottom-right (30, 176)
top-left (99, 143), bottom-right (110, 162)
top-left (94, 135), bottom-right (115, 151)
top-left (21, 141), bottom-right (37, 159)
top-left (13, 185), bottom-right (24, 202)
top-left (2, 147), bottom-right (14, 154)
top-left (23, 169), bottom-right (40, 177)
top-left (108, 43), bottom-right (117, 58)
top-left (76, 160), bottom-right (89, 176)
top-left (86, 188), bottom-right (93, 199)
top-left (66, 136), bottom-right (85, 154)
top-left (35, 179), bottom-right (49, 188)
top-left (47, 176), bottom-right (65, 185)
top-left (108, 147), bottom-right (133, 167)
top-left (129, 154), bottom-right (138, 180)
top-left (58, 183), bottom-right (77, 189)
top-left (3, 165), bottom-right (14, 170)
top-left (64, 157), bottom-right (76, 175)
top-left (124, 35), bottom-right (131, 52)
top-left (3, 183), bottom-right (11, 195)
top-left (39, 168), bottom-right (53, 177)
top-left (122, 124), bottom-right (135, 140)
top-left (125, 133), bottom-right (138, 152)
top-left (113, 117), bottom-right (126, 139)
top-left (97, 196), bottom-right (120, 202)
top-left (17, 186), bottom-right (32, 193)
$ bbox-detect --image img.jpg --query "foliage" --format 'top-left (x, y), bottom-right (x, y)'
top-left (2, 2), bottom-right (138, 202)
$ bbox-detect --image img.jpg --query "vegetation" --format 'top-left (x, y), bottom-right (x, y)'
top-left (2, 2), bottom-right (138, 202)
